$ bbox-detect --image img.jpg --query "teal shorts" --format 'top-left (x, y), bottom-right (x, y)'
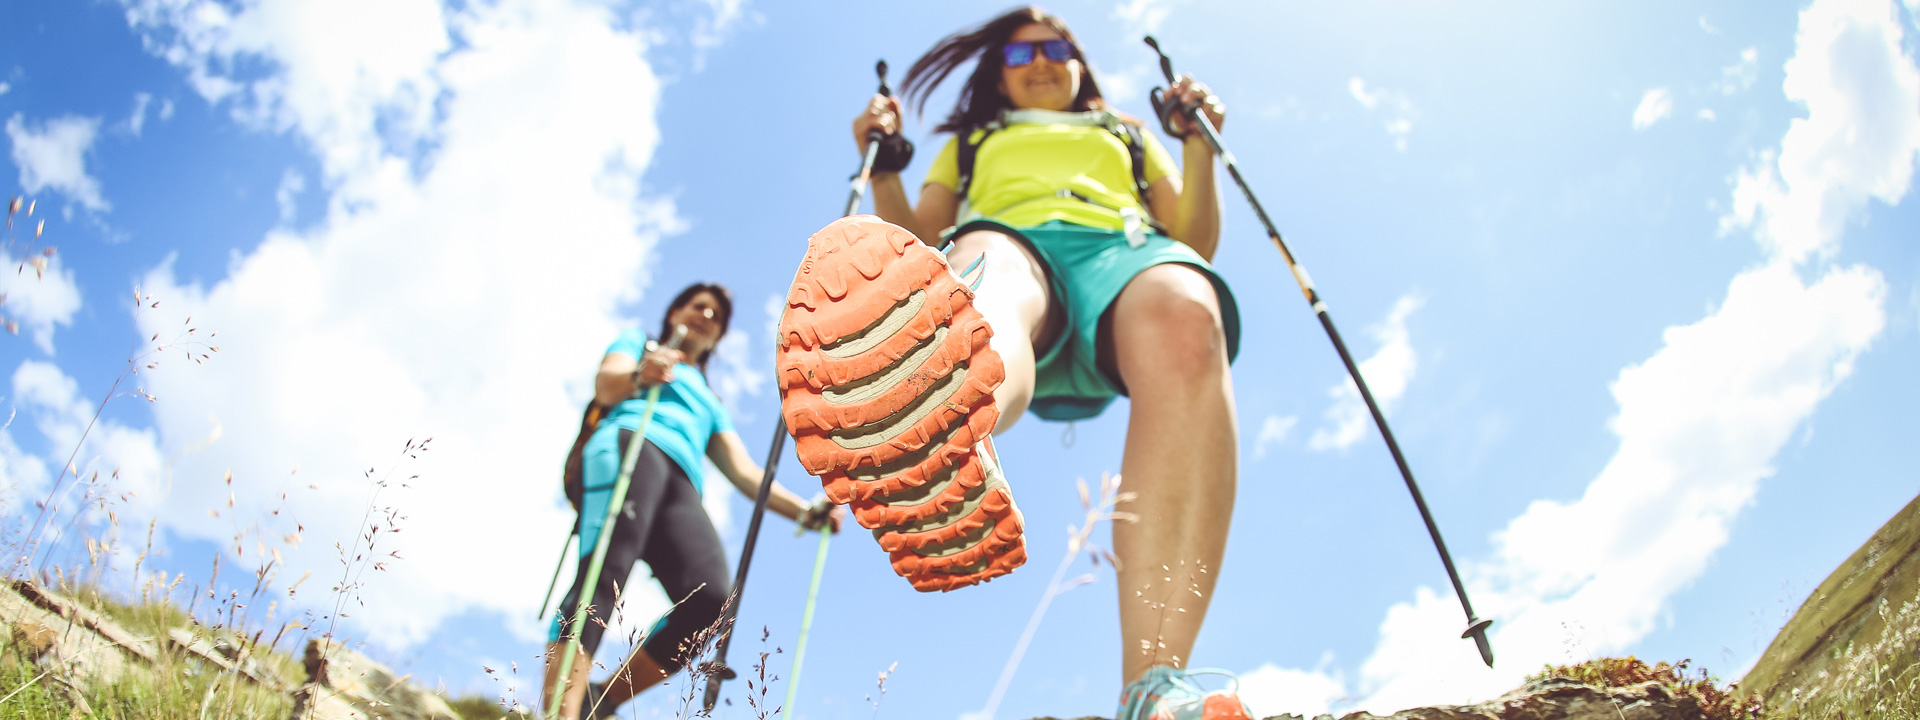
top-left (946, 219), bottom-right (1241, 421)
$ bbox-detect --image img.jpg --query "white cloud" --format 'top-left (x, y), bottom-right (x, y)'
top-left (118, 0), bottom-right (685, 649)
top-left (124, 0), bottom-right (451, 189)
top-left (1718, 48), bottom-right (1761, 95)
top-left (274, 168), bottom-right (304, 225)
top-left (1309, 294), bottom-right (1421, 452)
top-left (1250, 414), bottom-right (1297, 460)
top-left (692, 0), bottom-right (756, 52)
top-left (2, 361), bottom-right (169, 562)
top-left (0, 250), bottom-right (83, 354)
top-left (1698, 108), bottom-right (1718, 121)
top-left (1113, 0), bottom-right (1179, 37)
top-left (707, 328), bottom-right (768, 423)
top-left (0, 82), bottom-right (10, 96)
top-left (6, 114), bottom-right (111, 212)
top-left (1255, 0), bottom-right (1911, 712)
top-left (1722, 0), bottom-right (1920, 264)
top-left (129, 92), bottom-right (154, 136)
top-left (1632, 87), bottom-right (1674, 130)
top-left (1237, 661), bottom-right (1347, 718)
top-left (1700, 15), bottom-right (1721, 34)
top-left (1348, 78), bottom-right (1416, 151)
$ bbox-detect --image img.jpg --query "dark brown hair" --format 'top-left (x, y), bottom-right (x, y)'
top-left (659, 282), bottom-right (733, 372)
top-left (901, 6), bottom-right (1117, 133)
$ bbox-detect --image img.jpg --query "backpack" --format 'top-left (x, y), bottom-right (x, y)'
top-left (561, 401), bottom-right (608, 512)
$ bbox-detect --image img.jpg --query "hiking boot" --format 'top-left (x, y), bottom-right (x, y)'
top-left (1117, 666), bottom-right (1256, 720)
top-left (777, 215), bottom-right (1026, 591)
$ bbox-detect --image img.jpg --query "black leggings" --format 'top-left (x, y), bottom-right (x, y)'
top-left (556, 432), bottom-right (731, 670)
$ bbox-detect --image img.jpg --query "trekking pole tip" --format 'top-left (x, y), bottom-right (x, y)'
top-left (1463, 617), bottom-right (1494, 667)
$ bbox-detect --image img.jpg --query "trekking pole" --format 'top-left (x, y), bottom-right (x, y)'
top-left (1143, 36), bottom-right (1495, 668)
top-left (779, 527), bottom-right (832, 717)
top-left (547, 324), bottom-right (688, 719)
top-left (701, 58), bottom-right (892, 713)
top-left (535, 530), bottom-right (576, 621)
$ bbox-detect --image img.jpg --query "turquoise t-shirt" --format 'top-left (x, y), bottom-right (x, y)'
top-left (587, 328), bottom-right (734, 494)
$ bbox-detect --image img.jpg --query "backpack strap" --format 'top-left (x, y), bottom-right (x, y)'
top-left (1120, 122), bottom-right (1153, 208)
top-left (954, 126), bottom-right (998, 202)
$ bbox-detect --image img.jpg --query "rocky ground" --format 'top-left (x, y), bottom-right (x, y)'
top-left (6, 494), bottom-right (1919, 719)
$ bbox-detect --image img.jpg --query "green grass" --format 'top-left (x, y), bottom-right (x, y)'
top-left (1, 639), bottom-right (294, 720)
top-left (2, 579), bottom-right (298, 720)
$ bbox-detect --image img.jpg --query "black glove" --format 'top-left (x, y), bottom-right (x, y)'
top-left (873, 132), bottom-right (915, 173)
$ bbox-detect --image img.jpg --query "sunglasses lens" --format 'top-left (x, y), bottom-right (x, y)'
top-left (1041, 40), bottom-right (1073, 62)
top-left (1002, 42), bottom-right (1034, 67)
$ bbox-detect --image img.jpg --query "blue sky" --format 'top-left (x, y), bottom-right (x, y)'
top-left (2, 0), bottom-right (1917, 718)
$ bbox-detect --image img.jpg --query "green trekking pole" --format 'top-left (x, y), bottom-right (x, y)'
top-left (779, 527), bottom-right (831, 717)
top-left (536, 531), bottom-right (576, 621)
top-left (1143, 36), bottom-right (1495, 668)
top-left (547, 324), bottom-right (689, 719)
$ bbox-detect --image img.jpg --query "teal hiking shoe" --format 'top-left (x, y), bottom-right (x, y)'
top-left (1116, 666), bottom-right (1256, 720)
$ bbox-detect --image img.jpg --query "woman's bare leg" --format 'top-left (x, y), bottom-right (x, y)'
top-left (941, 230), bottom-right (1057, 434)
top-left (541, 641), bottom-right (592, 720)
top-left (1107, 264), bottom-right (1237, 683)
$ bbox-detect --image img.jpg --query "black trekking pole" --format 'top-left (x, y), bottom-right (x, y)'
top-left (700, 59), bottom-right (893, 713)
top-left (1143, 36), bottom-right (1495, 668)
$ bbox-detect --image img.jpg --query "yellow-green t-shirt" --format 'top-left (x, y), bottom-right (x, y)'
top-left (924, 122), bottom-right (1177, 232)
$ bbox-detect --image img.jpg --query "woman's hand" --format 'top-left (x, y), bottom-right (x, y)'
top-left (852, 93), bottom-right (904, 155)
top-left (1165, 74), bottom-right (1226, 137)
top-left (634, 347), bottom-right (683, 387)
top-left (798, 498), bottom-right (845, 534)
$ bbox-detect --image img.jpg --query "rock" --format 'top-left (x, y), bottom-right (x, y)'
top-left (1740, 492), bottom-right (1920, 710)
top-left (1257, 677), bottom-right (1706, 720)
top-left (289, 638), bottom-right (459, 720)
top-left (0, 581), bottom-right (148, 684)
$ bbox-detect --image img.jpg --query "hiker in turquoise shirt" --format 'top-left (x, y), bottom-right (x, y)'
top-left (544, 283), bottom-right (842, 720)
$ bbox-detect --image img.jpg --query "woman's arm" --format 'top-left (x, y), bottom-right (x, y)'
top-left (1147, 76), bottom-right (1227, 262)
top-left (707, 430), bottom-right (840, 531)
top-left (593, 346), bottom-right (683, 406)
top-left (856, 94), bottom-right (958, 242)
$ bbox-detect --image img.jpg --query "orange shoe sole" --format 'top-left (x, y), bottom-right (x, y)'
top-left (777, 215), bottom-right (1026, 592)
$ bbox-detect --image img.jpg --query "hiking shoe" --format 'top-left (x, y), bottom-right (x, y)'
top-left (1117, 667), bottom-right (1256, 720)
top-left (777, 215), bottom-right (1026, 592)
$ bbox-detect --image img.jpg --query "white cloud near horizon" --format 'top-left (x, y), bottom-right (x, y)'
top-left (1308, 294), bottom-right (1421, 453)
top-left (6, 114), bottom-right (111, 212)
top-left (107, 0), bottom-right (691, 653)
top-left (1348, 77), bottom-right (1416, 152)
top-left (1244, 0), bottom-right (1913, 715)
top-left (0, 251), bottom-right (83, 354)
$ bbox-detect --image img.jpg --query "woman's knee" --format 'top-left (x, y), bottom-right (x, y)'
top-left (1113, 266), bottom-right (1227, 382)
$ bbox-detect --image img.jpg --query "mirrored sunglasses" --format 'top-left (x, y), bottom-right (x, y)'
top-left (1002, 39), bottom-right (1075, 68)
